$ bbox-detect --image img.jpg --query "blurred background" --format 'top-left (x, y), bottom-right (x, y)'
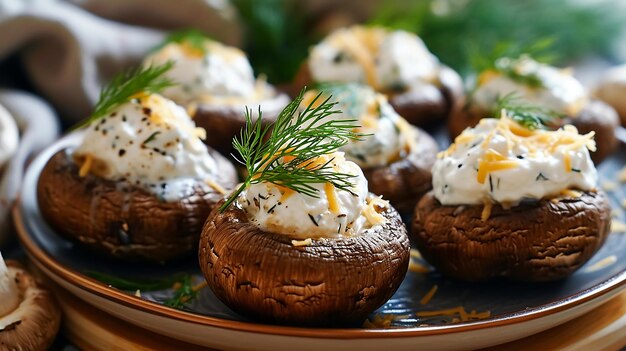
top-left (1, 0), bottom-right (626, 107)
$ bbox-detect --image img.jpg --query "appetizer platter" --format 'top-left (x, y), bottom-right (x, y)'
top-left (12, 28), bottom-right (626, 351)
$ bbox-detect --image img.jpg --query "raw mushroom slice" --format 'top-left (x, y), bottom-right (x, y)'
top-left (0, 253), bottom-right (61, 351)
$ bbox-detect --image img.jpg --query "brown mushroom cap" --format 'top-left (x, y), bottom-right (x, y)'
top-left (363, 126), bottom-right (438, 215)
top-left (37, 148), bottom-right (237, 262)
top-left (192, 93), bottom-right (291, 155)
top-left (448, 98), bottom-right (620, 164)
top-left (412, 190), bottom-right (611, 282)
top-left (199, 197), bottom-right (410, 326)
top-left (292, 60), bottom-right (464, 127)
top-left (0, 261), bottom-right (60, 351)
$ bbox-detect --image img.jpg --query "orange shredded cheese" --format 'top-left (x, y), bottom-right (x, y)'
top-left (564, 152), bottom-right (572, 172)
top-left (78, 154), bottom-right (93, 177)
top-left (409, 261), bottom-right (431, 274)
top-left (481, 201), bottom-right (493, 221)
top-left (325, 182), bottom-right (339, 214)
top-left (331, 27), bottom-right (385, 89)
top-left (420, 285), bottom-right (438, 305)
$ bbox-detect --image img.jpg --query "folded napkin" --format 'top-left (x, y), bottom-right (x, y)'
top-left (0, 90), bottom-right (59, 246)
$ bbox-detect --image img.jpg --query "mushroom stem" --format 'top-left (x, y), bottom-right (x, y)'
top-left (0, 252), bottom-right (20, 317)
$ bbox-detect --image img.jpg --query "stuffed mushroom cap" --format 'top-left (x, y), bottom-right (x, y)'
top-left (595, 63), bottom-right (626, 126)
top-left (144, 34), bottom-right (290, 154)
top-left (295, 25), bottom-right (463, 126)
top-left (37, 93), bottom-right (237, 262)
top-left (199, 152), bottom-right (410, 325)
top-left (449, 56), bottom-right (619, 163)
top-left (298, 84), bottom-right (438, 214)
top-left (0, 254), bottom-right (60, 351)
top-left (413, 114), bottom-right (610, 281)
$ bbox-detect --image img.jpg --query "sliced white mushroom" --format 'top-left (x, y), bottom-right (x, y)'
top-left (0, 253), bottom-right (61, 350)
top-left (0, 252), bottom-right (19, 317)
top-left (0, 103), bottom-right (19, 170)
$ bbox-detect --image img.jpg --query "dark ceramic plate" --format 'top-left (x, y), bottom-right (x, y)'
top-left (15, 130), bottom-right (626, 351)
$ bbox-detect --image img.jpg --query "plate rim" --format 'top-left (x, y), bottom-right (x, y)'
top-left (14, 199), bottom-right (626, 339)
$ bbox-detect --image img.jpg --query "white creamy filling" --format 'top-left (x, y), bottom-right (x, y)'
top-left (144, 41), bottom-right (264, 105)
top-left (302, 84), bottom-right (413, 168)
top-left (73, 94), bottom-right (218, 201)
top-left (309, 26), bottom-right (439, 91)
top-left (0, 104), bottom-right (19, 170)
top-left (473, 57), bottom-right (588, 116)
top-left (239, 152), bottom-right (375, 239)
top-left (433, 117), bottom-right (597, 206)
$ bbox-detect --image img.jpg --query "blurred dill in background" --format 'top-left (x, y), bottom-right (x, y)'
top-left (231, 0), bottom-right (625, 83)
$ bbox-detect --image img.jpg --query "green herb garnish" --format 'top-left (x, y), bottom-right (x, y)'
top-left (73, 62), bottom-right (174, 130)
top-left (469, 38), bottom-right (557, 77)
top-left (158, 29), bottom-right (211, 54)
top-left (219, 88), bottom-right (364, 212)
top-left (495, 93), bottom-right (562, 130)
top-left (164, 275), bottom-right (204, 309)
top-left (85, 271), bottom-right (187, 291)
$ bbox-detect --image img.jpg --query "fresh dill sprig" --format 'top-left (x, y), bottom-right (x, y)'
top-left (157, 29), bottom-right (211, 54)
top-left (73, 62), bottom-right (175, 130)
top-left (219, 88), bottom-right (364, 212)
top-left (85, 271), bottom-right (187, 291)
top-left (495, 93), bottom-right (563, 130)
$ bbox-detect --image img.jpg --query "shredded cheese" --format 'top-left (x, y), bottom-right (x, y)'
top-left (481, 201), bottom-right (493, 221)
top-left (205, 179), bottom-right (226, 195)
top-left (420, 285), bottom-right (438, 305)
top-left (410, 249), bottom-right (422, 259)
top-left (409, 261), bottom-right (431, 274)
top-left (611, 220), bottom-right (626, 233)
top-left (362, 196), bottom-right (389, 226)
top-left (331, 27), bottom-right (385, 89)
top-left (78, 154), bottom-right (93, 177)
top-left (584, 255), bottom-right (617, 273)
top-left (291, 238), bottom-right (312, 247)
top-left (324, 182), bottom-right (340, 214)
top-left (602, 181), bottom-right (619, 192)
top-left (416, 306), bottom-right (491, 322)
top-left (618, 166), bottom-right (626, 182)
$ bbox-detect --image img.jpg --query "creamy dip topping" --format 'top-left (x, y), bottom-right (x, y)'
top-left (473, 56), bottom-right (588, 116)
top-left (301, 84), bottom-right (416, 168)
top-left (73, 94), bottom-right (218, 201)
top-left (309, 26), bottom-right (439, 92)
top-left (433, 113), bottom-right (597, 206)
top-left (239, 152), bottom-right (388, 239)
top-left (0, 104), bottom-right (19, 170)
top-left (144, 40), bottom-right (272, 105)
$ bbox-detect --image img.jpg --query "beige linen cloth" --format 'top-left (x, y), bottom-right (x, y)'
top-left (0, 0), bottom-right (243, 245)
